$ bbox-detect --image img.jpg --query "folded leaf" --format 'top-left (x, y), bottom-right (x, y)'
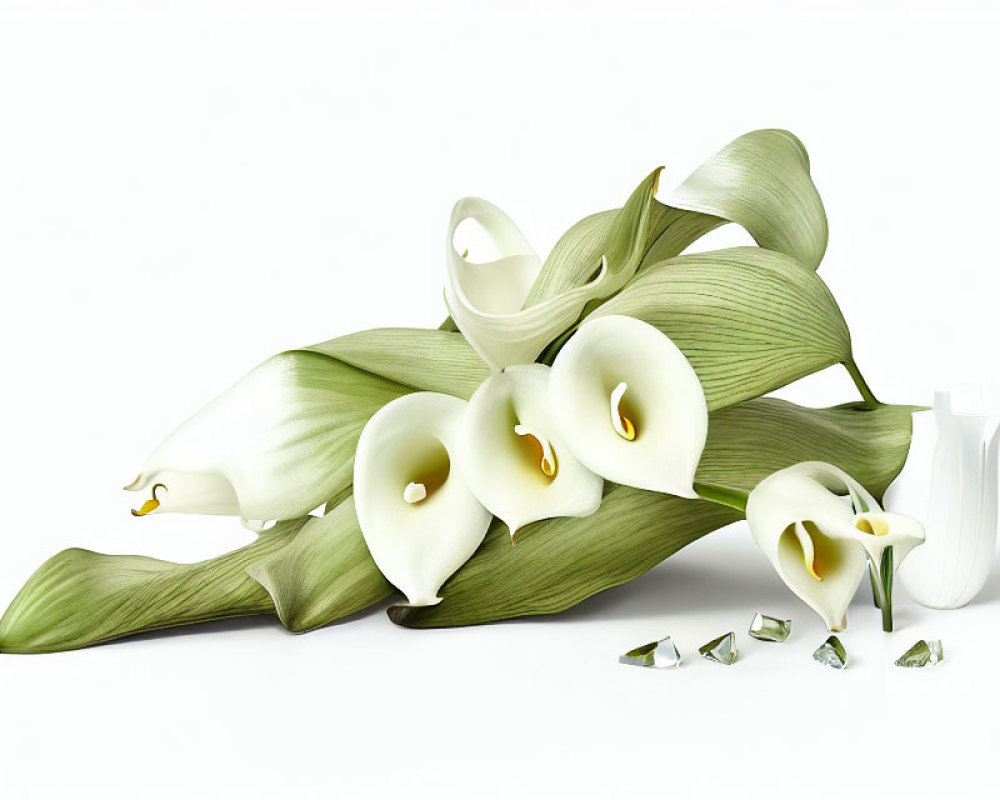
top-left (526, 129), bottom-right (827, 307)
top-left (126, 329), bottom-right (487, 523)
top-left (585, 247), bottom-right (853, 410)
top-left (444, 171), bottom-right (659, 370)
top-left (389, 399), bottom-right (914, 628)
top-left (247, 497), bottom-right (393, 632)
top-left (0, 519), bottom-right (307, 654)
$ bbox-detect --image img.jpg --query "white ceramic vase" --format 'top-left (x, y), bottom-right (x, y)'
top-left (883, 388), bottom-right (1000, 609)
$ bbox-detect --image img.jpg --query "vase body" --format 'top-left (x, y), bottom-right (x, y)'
top-left (883, 389), bottom-right (1000, 609)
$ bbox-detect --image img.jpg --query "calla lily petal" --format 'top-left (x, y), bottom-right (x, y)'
top-left (851, 511), bottom-right (926, 568)
top-left (125, 352), bottom-right (408, 522)
top-left (353, 392), bottom-right (492, 606)
top-left (444, 197), bottom-right (607, 371)
top-left (548, 315), bottom-right (707, 497)
top-left (457, 364), bottom-right (603, 538)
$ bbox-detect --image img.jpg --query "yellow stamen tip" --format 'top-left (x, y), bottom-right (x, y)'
top-left (514, 424), bottom-right (558, 480)
top-left (461, 248), bottom-right (469, 259)
top-left (610, 382), bottom-right (637, 441)
top-left (131, 483), bottom-right (166, 517)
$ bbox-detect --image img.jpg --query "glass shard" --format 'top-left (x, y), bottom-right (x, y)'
top-left (618, 636), bottom-right (681, 669)
top-left (895, 639), bottom-right (944, 668)
top-left (812, 635), bottom-right (848, 669)
top-left (699, 632), bottom-right (738, 665)
top-left (748, 612), bottom-right (791, 642)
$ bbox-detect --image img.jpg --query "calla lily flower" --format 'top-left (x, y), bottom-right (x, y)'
top-left (548, 315), bottom-right (708, 497)
top-left (353, 392), bottom-right (492, 606)
top-left (445, 197), bottom-right (607, 372)
top-left (746, 462), bottom-right (925, 632)
top-left (457, 364), bottom-right (603, 538)
top-left (125, 351), bottom-right (407, 523)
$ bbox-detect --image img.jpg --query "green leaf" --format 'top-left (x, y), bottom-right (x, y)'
top-left (698, 399), bottom-right (917, 500)
top-left (0, 519), bottom-right (308, 654)
top-left (525, 129), bottom-right (827, 307)
top-left (586, 247), bottom-right (853, 410)
top-left (246, 496), bottom-right (393, 633)
top-left (388, 398), bottom-right (914, 628)
top-left (305, 327), bottom-right (488, 400)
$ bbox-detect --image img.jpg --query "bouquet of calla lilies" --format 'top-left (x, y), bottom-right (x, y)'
top-left (0, 130), bottom-right (928, 654)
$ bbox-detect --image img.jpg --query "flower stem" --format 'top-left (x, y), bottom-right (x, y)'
top-left (693, 482), bottom-right (749, 515)
top-left (879, 546), bottom-right (895, 632)
top-left (868, 563), bottom-right (882, 609)
top-left (845, 359), bottom-right (881, 410)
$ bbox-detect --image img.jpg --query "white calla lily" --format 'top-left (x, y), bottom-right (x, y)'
top-left (125, 351), bottom-right (406, 522)
top-left (548, 315), bottom-right (708, 497)
top-left (746, 462), bottom-right (925, 631)
top-left (444, 197), bottom-right (607, 371)
top-left (457, 364), bottom-right (603, 539)
top-left (354, 392), bottom-right (492, 606)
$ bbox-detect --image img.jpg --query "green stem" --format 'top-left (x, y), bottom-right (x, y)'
top-left (844, 359), bottom-right (881, 410)
top-left (879, 547), bottom-right (895, 633)
top-left (693, 481), bottom-right (749, 515)
top-left (868, 563), bottom-right (882, 609)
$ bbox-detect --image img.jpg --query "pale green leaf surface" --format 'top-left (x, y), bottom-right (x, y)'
top-left (0, 519), bottom-right (307, 654)
top-left (247, 497), bottom-right (393, 633)
top-left (586, 247), bottom-right (853, 410)
top-left (305, 328), bottom-right (488, 400)
top-left (389, 399), bottom-right (913, 628)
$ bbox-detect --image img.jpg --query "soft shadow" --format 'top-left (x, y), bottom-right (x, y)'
top-left (554, 555), bottom-right (792, 624)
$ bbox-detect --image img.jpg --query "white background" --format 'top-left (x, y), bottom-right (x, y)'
top-left (1, 1), bottom-right (998, 798)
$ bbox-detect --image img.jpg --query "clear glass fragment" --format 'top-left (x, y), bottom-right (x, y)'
top-left (894, 639), bottom-right (944, 668)
top-left (812, 635), bottom-right (848, 669)
top-left (748, 612), bottom-right (791, 642)
top-left (699, 632), bottom-right (738, 665)
top-left (618, 636), bottom-right (682, 669)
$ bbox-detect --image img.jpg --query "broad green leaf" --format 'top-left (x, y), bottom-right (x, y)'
top-left (305, 328), bottom-right (488, 400)
top-left (525, 129), bottom-right (827, 306)
top-left (247, 497), bottom-right (393, 633)
top-left (388, 398), bottom-right (914, 628)
top-left (699, 399), bottom-right (917, 500)
top-left (0, 519), bottom-right (307, 654)
top-left (586, 247), bottom-right (853, 410)
top-left (126, 329), bottom-right (487, 523)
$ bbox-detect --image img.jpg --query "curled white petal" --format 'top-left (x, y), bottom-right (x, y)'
top-left (850, 511), bottom-right (925, 569)
top-left (124, 352), bottom-right (404, 521)
top-left (746, 462), bottom-right (881, 631)
top-left (444, 197), bottom-right (606, 371)
top-left (457, 364), bottom-right (603, 538)
top-left (354, 392), bottom-right (492, 606)
top-left (549, 315), bottom-right (707, 498)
